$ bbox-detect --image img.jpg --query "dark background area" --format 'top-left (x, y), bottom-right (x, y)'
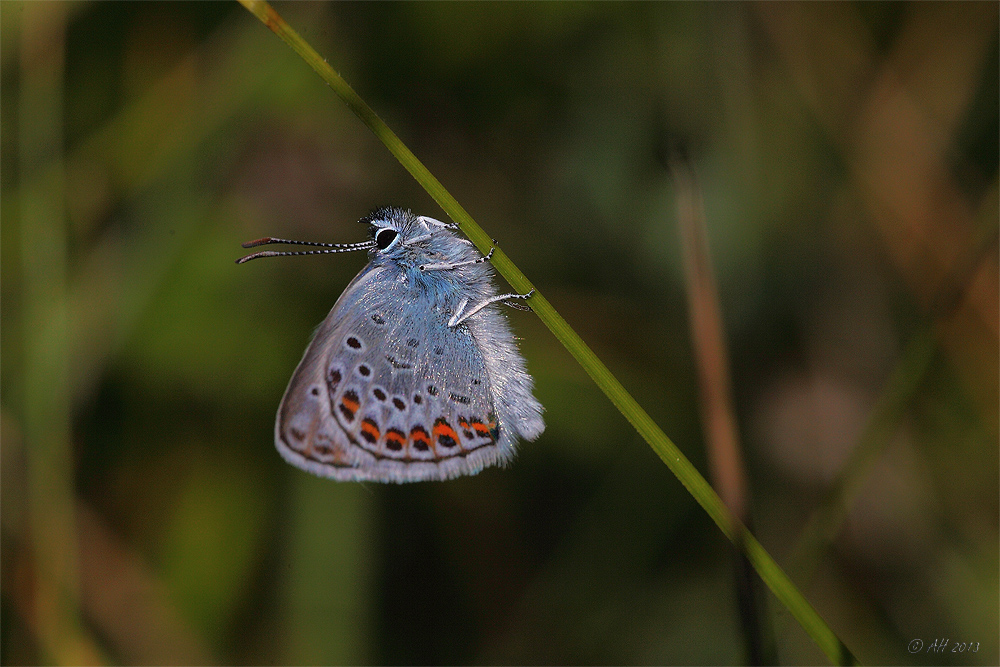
top-left (2, 2), bottom-right (997, 664)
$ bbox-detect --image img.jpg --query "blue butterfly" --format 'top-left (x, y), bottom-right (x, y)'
top-left (239, 207), bottom-right (544, 482)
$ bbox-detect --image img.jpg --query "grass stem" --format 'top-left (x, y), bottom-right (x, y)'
top-left (238, 2), bottom-right (859, 662)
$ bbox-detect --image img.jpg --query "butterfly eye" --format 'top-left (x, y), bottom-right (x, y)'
top-left (375, 228), bottom-right (398, 250)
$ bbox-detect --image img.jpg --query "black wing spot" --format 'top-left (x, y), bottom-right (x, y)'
top-left (385, 429), bottom-right (405, 451)
top-left (346, 336), bottom-right (363, 350)
top-left (434, 346), bottom-right (444, 355)
top-left (360, 418), bottom-right (380, 444)
top-left (339, 390), bottom-right (360, 422)
top-left (450, 392), bottom-right (470, 405)
top-left (407, 338), bottom-right (419, 347)
top-left (427, 385), bottom-right (439, 396)
top-left (371, 313), bottom-right (386, 325)
top-left (434, 418), bottom-right (458, 448)
top-left (386, 355), bottom-right (412, 370)
top-left (410, 425), bottom-right (431, 452)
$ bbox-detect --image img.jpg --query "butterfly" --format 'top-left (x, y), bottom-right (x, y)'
top-left (238, 207), bottom-right (544, 482)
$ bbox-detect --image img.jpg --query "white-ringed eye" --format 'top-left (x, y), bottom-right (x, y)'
top-left (375, 228), bottom-right (399, 250)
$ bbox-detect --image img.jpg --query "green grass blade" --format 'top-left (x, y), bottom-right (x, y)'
top-left (237, 1), bottom-right (859, 663)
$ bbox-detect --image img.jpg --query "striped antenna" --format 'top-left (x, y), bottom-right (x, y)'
top-left (236, 237), bottom-right (375, 264)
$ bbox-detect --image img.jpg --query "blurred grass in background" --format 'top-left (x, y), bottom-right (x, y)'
top-left (1, 2), bottom-right (997, 664)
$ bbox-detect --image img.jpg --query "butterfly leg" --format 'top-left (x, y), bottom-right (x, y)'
top-left (420, 245), bottom-right (495, 272)
top-left (451, 297), bottom-right (470, 324)
top-left (448, 289), bottom-right (535, 327)
top-left (416, 215), bottom-right (459, 231)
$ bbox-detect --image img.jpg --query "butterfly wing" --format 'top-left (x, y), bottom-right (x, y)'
top-left (275, 263), bottom-right (511, 482)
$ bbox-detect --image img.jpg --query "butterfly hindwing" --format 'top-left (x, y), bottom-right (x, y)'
top-left (276, 264), bottom-right (505, 482)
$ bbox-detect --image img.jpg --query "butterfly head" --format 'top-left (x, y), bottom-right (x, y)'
top-left (360, 206), bottom-right (417, 257)
top-left (359, 206), bottom-right (473, 270)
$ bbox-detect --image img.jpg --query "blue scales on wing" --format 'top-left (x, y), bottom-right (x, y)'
top-left (276, 263), bottom-right (508, 482)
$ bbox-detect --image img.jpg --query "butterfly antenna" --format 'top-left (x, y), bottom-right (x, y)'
top-left (236, 237), bottom-right (375, 264)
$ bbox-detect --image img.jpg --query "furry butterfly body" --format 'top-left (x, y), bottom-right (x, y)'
top-left (255, 207), bottom-right (543, 482)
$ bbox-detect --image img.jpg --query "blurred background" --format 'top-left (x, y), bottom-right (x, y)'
top-left (2, 2), bottom-right (997, 664)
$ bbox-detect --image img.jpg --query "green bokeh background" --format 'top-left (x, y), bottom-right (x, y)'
top-left (2, 2), bottom-right (997, 665)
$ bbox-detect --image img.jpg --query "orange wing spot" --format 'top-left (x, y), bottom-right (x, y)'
top-left (385, 428), bottom-right (406, 452)
top-left (458, 417), bottom-right (470, 430)
top-left (471, 421), bottom-right (491, 439)
top-left (339, 390), bottom-right (360, 421)
top-left (433, 418), bottom-right (460, 449)
top-left (360, 418), bottom-right (380, 444)
top-left (410, 426), bottom-right (432, 452)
